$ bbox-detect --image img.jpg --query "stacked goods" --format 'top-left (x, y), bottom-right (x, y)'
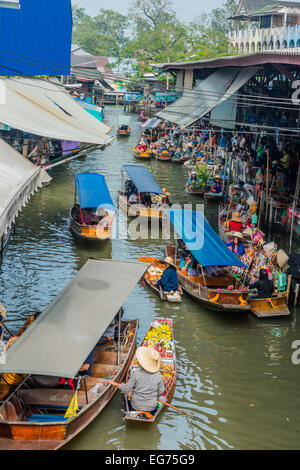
top-left (147, 264), bottom-right (164, 281)
top-left (142, 319), bottom-right (175, 390)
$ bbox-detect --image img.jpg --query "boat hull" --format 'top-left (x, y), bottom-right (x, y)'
top-left (118, 193), bottom-right (167, 221)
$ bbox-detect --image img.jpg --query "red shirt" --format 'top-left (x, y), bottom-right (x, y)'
top-left (228, 220), bottom-right (243, 232)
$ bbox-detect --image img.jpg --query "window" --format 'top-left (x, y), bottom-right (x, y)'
top-left (260, 15), bottom-right (271, 29)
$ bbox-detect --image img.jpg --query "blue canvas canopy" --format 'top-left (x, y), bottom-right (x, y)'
top-left (123, 164), bottom-right (166, 195)
top-left (75, 173), bottom-right (114, 210)
top-left (165, 209), bottom-right (245, 267)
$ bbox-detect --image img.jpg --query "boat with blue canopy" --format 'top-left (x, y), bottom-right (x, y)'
top-left (118, 164), bottom-right (171, 220)
top-left (70, 172), bottom-right (116, 240)
top-left (164, 209), bottom-right (251, 312)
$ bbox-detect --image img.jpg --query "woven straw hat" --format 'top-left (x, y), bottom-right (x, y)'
top-left (136, 346), bottom-right (160, 373)
top-left (0, 303), bottom-right (7, 319)
top-left (164, 256), bottom-right (177, 269)
top-left (277, 249), bottom-right (289, 268)
top-left (228, 231), bottom-right (243, 240)
top-left (230, 212), bottom-right (242, 223)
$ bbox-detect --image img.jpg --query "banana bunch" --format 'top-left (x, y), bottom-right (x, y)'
top-left (145, 324), bottom-right (172, 346)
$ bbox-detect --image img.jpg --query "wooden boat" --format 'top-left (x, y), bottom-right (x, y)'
top-left (156, 151), bottom-right (172, 162)
top-left (119, 164), bottom-right (170, 221)
top-left (171, 157), bottom-right (183, 164)
top-left (117, 127), bottom-right (131, 136)
top-left (185, 186), bottom-right (205, 196)
top-left (204, 190), bottom-right (223, 200)
top-left (166, 244), bottom-right (250, 312)
top-left (117, 115), bottom-right (131, 136)
top-left (70, 173), bottom-right (116, 241)
top-left (250, 295), bottom-right (290, 318)
top-left (0, 259), bottom-right (149, 450)
top-left (133, 148), bottom-right (152, 160)
top-left (0, 320), bottom-right (138, 450)
top-left (139, 256), bottom-right (182, 303)
top-left (125, 318), bottom-right (177, 422)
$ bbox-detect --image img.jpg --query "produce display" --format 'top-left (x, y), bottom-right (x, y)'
top-left (142, 318), bottom-right (176, 391)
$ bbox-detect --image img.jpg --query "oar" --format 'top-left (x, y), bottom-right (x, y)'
top-left (102, 379), bottom-right (199, 419)
top-left (0, 321), bottom-right (13, 337)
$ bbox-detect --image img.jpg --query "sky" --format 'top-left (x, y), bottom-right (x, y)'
top-left (74, 0), bottom-right (224, 22)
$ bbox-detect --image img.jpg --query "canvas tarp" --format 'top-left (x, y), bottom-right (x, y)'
top-left (157, 66), bottom-right (258, 130)
top-left (0, 77), bottom-right (112, 145)
top-left (76, 173), bottom-right (114, 210)
top-left (165, 209), bottom-right (245, 267)
top-left (210, 67), bottom-right (258, 129)
top-left (0, 137), bottom-right (51, 239)
top-left (0, 259), bottom-right (149, 378)
top-left (123, 164), bottom-right (166, 195)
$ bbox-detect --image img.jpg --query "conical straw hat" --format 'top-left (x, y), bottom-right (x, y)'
top-left (136, 346), bottom-right (160, 373)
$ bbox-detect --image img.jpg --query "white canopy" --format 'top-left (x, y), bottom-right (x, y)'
top-left (0, 259), bottom-right (149, 378)
top-left (0, 138), bottom-right (51, 238)
top-left (157, 67), bottom-right (258, 129)
top-left (0, 77), bottom-right (112, 145)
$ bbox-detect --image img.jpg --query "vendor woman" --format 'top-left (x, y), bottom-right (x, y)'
top-left (156, 257), bottom-right (179, 293)
top-left (211, 175), bottom-right (222, 193)
top-left (226, 231), bottom-right (245, 256)
top-left (228, 212), bottom-right (243, 232)
top-left (110, 346), bottom-right (165, 415)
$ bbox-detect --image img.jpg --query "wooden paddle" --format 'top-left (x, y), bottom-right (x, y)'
top-left (103, 379), bottom-right (199, 419)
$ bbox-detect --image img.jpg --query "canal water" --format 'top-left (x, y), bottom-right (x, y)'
top-left (1, 106), bottom-right (300, 450)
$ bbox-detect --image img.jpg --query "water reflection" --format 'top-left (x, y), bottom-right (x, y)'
top-left (0, 107), bottom-right (300, 449)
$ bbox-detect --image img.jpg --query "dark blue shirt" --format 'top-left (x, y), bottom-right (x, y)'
top-left (156, 266), bottom-right (178, 292)
top-left (79, 350), bottom-right (95, 377)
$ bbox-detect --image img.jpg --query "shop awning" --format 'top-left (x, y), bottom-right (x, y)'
top-left (0, 77), bottom-right (112, 146)
top-left (0, 259), bottom-right (149, 378)
top-left (123, 164), bottom-right (166, 195)
top-left (157, 67), bottom-right (258, 129)
top-left (141, 118), bottom-right (162, 129)
top-left (210, 67), bottom-right (258, 129)
top-left (76, 173), bottom-right (114, 210)
top-left (165, 209), bottom-right (245, 267)
top-left (0, 138), bottom-right (51, 240)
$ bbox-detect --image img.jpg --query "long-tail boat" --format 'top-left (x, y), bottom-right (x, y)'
top-left (125, 318), bottom-right (177, 422)
top-left (138, 256), bottom-right (182, 303)
top-left (117, 115), bottom-right (131, 136)
top-left (0, 259), bottom-right (149, 450)
top-left (118, 164), bottom-right (170, 221)
top-left (165, 209), bottom-right (251, 313)
top-left (133, 147), bottom-right (152, 160)
top-left (70, 173), bottom-right (116, 241)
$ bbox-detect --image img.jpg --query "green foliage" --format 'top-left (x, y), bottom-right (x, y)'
top-left (195, 165), bottom-right (212, 183)
top-left (71, 0), bottom-right (239, 75)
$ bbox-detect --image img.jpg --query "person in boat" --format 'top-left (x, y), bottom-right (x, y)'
top-left (203, 265), bottom-right (222, 276)
top-left (141, 193), bottom-right (152, 208)
top-left (210, 176), bottom-right (222, 194)
top-left (249, 269), bottom-right (274, 299)
top-left (173, 148), bottom-right (182, 160)
top-left (112, 345), bottom-right (165, 416)
top-left (228, 212), bottom-right (243, 232)
top-left (181, 253), bottom-right (198, 276)
top-left (156, 257), bottom-right (179, 293)
top-left (0, 311), bottom-right (41, 400)
top-left (188, 171), bottom-right (199, 187)
top-left (226, 231), bottom-right (245, 256)
top-left (129, 191), bottom-right (139, 205)
top-left (120, 125), bottom-right (129, 131)
top-left (236, 197), bottom-right (249, 217)
top-left (137, 142), bottom-right (147, 153)
top-left (82, 209), bottom-right (92, 225)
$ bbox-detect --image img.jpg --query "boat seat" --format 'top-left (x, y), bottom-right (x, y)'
top-left (18, 389), bottom-right (94, 408)
top-left (93, 350), bottom-right (118, 365)
top-left (91, 364), bottom-right (119, 378)
top-left (9, 395), bottom-right (22, 416)
top-left (28, 414), bottom-right (68, 423)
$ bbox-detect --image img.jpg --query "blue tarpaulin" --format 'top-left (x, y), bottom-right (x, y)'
top-left (76, 173), bottom-right (114, 210)
top-left (123, 165), bottom-right (166, 195)
top-left (165, 209), bottom-right (245, 267)
top-left (0, 0), bottom-right (72, 76)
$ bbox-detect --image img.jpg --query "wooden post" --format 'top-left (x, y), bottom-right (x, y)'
top-left (117, 309), bottom-right (121, 365)
top-left (289, 164), bottom-right (300, 252)
top-left (287, 274), bottom-right (292, 303)
top-left (294, 283), bottom-right (299, 307)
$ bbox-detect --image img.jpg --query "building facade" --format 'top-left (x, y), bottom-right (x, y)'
top-left (229, 0), bottom-right (300, 53)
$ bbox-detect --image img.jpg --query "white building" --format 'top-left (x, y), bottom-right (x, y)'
top-left (229, 0), bottom-right (300, 52)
